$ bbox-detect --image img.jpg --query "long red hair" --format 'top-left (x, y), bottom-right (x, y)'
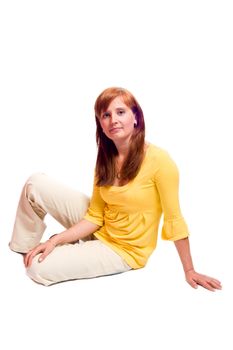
top-left (94, 87), bottom-right (145, 186)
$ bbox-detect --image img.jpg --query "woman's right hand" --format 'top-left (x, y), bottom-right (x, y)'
top-left (24, 240), bottom-right (56, 268)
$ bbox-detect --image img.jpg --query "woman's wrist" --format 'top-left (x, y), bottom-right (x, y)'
top-left (47, 239), bottom-right (56, 248)
top-left (184, 267), bottom-right (195, 274)
top-left (48, 234), bottom-right (59, 247)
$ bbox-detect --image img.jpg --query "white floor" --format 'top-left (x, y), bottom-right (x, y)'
top-left (1, 212), bottom-right (231, 350)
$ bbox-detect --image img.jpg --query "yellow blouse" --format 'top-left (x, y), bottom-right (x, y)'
top-left (84, 143), bottom-right (189, 269)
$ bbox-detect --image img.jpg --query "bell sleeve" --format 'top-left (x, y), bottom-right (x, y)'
top-left (154, 150), bottom-right (190, 241)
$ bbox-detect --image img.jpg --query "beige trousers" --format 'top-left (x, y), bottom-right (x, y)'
top-left (9, 173), bottom-right (131, 286)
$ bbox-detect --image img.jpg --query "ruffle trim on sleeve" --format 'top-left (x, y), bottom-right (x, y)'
top-left (161, 217), bottom-right (189, 241)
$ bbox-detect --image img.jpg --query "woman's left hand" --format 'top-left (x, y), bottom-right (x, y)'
top-left (185, 269), bottom-right (222, 291)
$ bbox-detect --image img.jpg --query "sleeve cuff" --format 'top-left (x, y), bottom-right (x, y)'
top-left (161, 217), bottom-right (189, 241)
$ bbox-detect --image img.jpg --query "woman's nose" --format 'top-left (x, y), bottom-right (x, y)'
top-left (110, 113), bottom-right (118, 124)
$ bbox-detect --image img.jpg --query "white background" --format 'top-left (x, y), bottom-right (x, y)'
top-left (0, 1), bottom-right (232, 349)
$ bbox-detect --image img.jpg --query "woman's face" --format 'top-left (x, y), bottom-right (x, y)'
top-left (98, 96), bottom-right (137, 145)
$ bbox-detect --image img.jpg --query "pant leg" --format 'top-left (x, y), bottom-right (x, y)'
top-left (9, 173), bottom-right (90, 253)
top-left (27, 240), bottom-right (132, 286)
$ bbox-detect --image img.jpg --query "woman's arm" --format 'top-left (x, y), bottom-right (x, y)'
top-left (174, 237), bottom-right (222, 291)
top-left (50, 219), bottom-right (100, 246)
top-left (154, 150), bottom-right (222, 291)
top-left (24, 219), bottom-right (100, 267)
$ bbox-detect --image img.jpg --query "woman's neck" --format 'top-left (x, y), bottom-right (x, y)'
top-left (115, 140), bottom-right (148, 159)
top-left (114, 140), bottom-right (131, 159)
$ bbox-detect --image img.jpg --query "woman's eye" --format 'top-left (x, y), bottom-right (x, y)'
top-left (102, 113), bottom-right (110, 119)
top-left (117, 110), bottom-right (125, 115)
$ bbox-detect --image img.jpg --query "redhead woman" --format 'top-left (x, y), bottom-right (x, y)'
top-left (9, 87), bottom-right (222, 290)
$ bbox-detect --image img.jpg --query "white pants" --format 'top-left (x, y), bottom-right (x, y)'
top-left (9, 173), bottom-right (131, 286)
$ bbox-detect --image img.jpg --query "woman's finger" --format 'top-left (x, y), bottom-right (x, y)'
top-left (38, 243), bottom-right (55, 263)
top-left (207, 279), bottom-right (222, 290)
top-left (38, 248), bottom-right (49, 263)
top-left (195, 276), bottom-right (221, 292)
top-left (198, 276), bottom-right (222, 291)
top-left (199, 281), bottom-right (216, 292)
top-left (26, 244), bottom-right (44, 267)
top-left (24, 250), bottom-right (33, 267)
top-left (186, 276), bottom-right (198, 289)
top-left (28, 250), bottom-right (38, 268)
top-left (210, 278), bottom-right (222, 286)
top-left (188, 279), bottom-right (198, 289)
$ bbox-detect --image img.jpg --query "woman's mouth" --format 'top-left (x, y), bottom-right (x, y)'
top-left (109, 127), bottom-right (123, 133)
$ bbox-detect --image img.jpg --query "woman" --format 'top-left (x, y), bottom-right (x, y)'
top-left (9, 87), bottom-right (222, 290)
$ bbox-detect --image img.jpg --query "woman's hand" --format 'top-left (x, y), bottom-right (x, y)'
top-left (24, 240), bottom-right (56, 268)
top-left (185, 269), bottom-right (222, 291)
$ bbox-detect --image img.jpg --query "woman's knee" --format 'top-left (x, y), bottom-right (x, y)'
top-left (25, 173), bottom-right (47, 198)
top-left (26, 255), bottom-right (54, 286)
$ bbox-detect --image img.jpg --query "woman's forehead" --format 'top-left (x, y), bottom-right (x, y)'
top-left (103, 96), bottom-right (130, 112)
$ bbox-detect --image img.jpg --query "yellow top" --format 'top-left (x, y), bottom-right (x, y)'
top-left (84, 143), bottom-right (189, 269)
